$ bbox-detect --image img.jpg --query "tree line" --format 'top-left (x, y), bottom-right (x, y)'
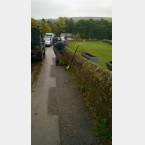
top-left (31, 17), bottom-right (112, 40)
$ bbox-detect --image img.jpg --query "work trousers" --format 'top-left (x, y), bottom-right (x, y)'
top-left (53, 47), bottom-right (61, 62)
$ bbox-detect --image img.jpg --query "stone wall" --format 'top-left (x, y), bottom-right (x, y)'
top-left (64, 48), bottom-right (112, 122)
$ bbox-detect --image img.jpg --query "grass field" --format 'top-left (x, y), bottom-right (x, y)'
top-left (68, 41), bottom-right (112, 69)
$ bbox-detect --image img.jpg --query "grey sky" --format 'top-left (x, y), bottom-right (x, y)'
top-left (31, 0), bottom-right (112, 19)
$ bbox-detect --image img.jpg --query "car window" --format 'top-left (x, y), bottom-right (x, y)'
top-left (46, 35), bottom-right (52, 37)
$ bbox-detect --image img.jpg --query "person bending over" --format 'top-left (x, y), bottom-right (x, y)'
top-left (53, 40), bottom-right (68, 65)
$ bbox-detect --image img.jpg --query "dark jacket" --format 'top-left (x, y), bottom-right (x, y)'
top-left (53, 41), bottom-right (65, 54)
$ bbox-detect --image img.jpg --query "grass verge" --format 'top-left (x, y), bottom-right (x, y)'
top-left (68, 41), bottom-right (112, 69)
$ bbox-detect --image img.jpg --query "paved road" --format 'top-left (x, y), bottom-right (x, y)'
top-left (31, 46), bottom-right (98, 145)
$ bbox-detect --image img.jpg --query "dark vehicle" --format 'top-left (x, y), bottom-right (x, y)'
top-left (31, 27), bottom-right (45, 60)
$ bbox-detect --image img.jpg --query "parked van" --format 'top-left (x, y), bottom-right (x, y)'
top-left (31, 27), bottom-right (46, 60)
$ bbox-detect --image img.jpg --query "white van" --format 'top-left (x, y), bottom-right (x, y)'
top-left (44, 33), bottom-right (55, 46)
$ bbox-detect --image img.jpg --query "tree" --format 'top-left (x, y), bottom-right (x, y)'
top-left (42, 18), bottom-right (46, 22)
top-left (64, 18), bottom-right (76, 34)
top-left (31, 18), bottom-right (38, 27)
top-left (47, 20), bottom-right (54, 32)
top-left (47, 17), bottom-right (112, 40)
top-left (76, 19), bottom-right (88, 39)
top-left (40, 22), bottom-right (52, 34)
top-left (53, 17), bottom-right (69, 35)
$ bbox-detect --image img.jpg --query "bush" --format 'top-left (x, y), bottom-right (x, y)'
top-left (102, 39), bottom-right (112, 45)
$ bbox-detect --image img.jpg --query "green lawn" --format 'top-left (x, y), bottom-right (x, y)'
top-left (67, 41), bottom-right (112, 69)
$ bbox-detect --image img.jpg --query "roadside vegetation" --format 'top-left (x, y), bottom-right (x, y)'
top-left (31, 60), bottom-right (43, 86)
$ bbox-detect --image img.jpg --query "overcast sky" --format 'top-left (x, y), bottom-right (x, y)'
top-left (31, 0), bottom-right (112, 19)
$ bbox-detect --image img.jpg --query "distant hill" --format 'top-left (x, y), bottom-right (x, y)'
top-left (69, 17), bottom-right (112, 22)
top-left (37, 17), bottom-right (112, 23)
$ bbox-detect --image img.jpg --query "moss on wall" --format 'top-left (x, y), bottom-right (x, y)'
top-left (64, 48), bottom-right (112, 123)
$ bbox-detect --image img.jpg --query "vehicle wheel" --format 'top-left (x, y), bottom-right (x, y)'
top-left (43, 52), bottom-right (45, 57)
top-left (38, 52), bottom-right (43, 60)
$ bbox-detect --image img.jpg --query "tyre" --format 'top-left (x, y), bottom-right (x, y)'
top-left (43, 52), bottom-right (45, 57)
top-left (37, 52), bottom-right (43, 60)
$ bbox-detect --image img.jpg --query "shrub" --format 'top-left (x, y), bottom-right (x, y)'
top-left (102, 39), bottom-right (112, 45)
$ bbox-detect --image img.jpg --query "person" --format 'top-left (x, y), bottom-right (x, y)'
top-left (64, 34), bottom-right (67, 40)
top-left (52, 36), bottom-right (58, 45)
top-left (53, 40), bottom-right (68, 65)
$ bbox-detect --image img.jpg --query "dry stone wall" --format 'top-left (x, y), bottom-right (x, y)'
top-left (64, 48), bottom-right (112, 122)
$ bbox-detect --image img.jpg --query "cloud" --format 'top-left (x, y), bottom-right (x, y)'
top-left (31, 0), bottom-right (112, 19)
